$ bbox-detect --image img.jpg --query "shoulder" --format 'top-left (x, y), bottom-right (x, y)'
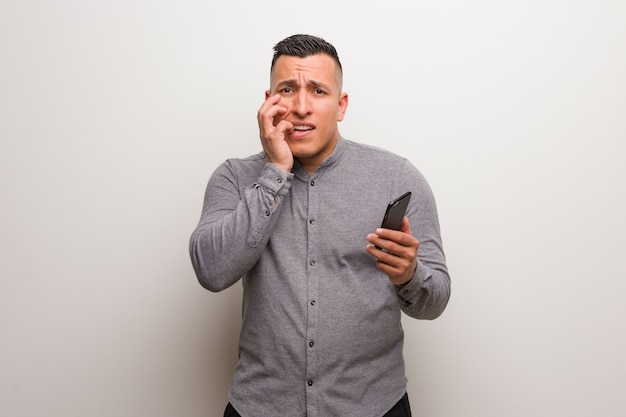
top-left (224, 150), bottom-right (266, 166)
top-left (209, 150), bottom-right (267, 186)
top-left (343, 138), bottom-right (411, 165)
top-left (340, 137), bottom-right (432, 197)
top-left (341, 138), bottom-right (417, 176)
top-left (216, 150), bottom-right (266, 173)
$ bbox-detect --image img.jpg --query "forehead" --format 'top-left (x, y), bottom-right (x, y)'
top-left (270, 54), bottom-right (342, 89)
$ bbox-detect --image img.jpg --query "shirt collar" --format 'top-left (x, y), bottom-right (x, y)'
top-left (293, 135), bottom-right (347, 178)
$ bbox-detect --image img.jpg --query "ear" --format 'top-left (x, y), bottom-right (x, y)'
top-left (265, 90), bottom-right (271, 100)
top-left (337, 92), bottom-right (349, 122)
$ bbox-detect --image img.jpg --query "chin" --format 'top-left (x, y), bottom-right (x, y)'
top-left (288, 144), bottom-right (315, 158)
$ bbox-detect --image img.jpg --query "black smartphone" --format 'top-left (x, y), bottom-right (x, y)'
top-left (380, 191), bottom-right (412, 230)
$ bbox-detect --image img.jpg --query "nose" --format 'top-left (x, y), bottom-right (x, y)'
top-left (291, 91), bottom-right (311, 118)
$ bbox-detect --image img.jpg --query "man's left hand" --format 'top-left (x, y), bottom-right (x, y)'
top-left (366, 217), bottom-right (419, 286)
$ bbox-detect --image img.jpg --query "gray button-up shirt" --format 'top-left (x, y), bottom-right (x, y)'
top-left (190, 137), bottom-right (450, 416)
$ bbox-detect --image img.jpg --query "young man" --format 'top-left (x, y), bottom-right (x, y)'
top-left (190, 34), bottom-right (450, 417)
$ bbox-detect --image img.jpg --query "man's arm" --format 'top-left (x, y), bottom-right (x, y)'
top-left (366, 217), bottom-right (419, 287)
top-left (366, 163), bottom-right (451, 320)
top-left (189, 94), bottom-right (296, 291)
top-left (189, 161), bottom-right (292, 292)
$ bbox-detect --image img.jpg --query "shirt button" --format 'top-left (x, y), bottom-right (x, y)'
top-left (309, 219), bottom-right (315, 225)
top-left (308, 380), bottom-right (314, 387)
top-left (265, 210), bottom-right (271, 216)
top-left (310, 180), bottom-right (315, 186)
top-left (310, 300), bottom-right (316, 306)
top-left (277, 178), bottom-right (283, 184)
top-left (309, 260), bottom-right (315, 266)
top-left (309, 341), bottom-right (315, 348)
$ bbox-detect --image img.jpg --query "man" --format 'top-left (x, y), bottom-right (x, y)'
top-left (190, 34), bottom-right (450, 417)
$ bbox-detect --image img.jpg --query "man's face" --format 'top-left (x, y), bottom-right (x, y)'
top-left (266, 54), bottom-right (348, 172)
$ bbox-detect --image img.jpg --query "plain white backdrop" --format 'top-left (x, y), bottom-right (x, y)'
top-left (1, 1), bottom-right (625, 416)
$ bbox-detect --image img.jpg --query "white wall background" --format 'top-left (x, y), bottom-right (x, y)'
top-left (1, 1), bottom-right (625, 416)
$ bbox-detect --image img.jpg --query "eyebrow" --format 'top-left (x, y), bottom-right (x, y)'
top-left (275, 79), bottom-right (331, 90)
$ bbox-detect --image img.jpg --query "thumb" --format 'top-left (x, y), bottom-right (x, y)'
top-left (399, 216), bottom-right (412, 235)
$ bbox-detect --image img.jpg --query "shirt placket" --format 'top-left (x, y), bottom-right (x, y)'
top-left (305, 176), bottom-right (319, 417)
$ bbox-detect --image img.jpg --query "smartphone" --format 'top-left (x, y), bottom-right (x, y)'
top-left (380, 191), bottom-right (412, 230)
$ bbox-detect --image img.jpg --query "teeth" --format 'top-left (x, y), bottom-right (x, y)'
top-left (293, 125), bottom-right (313, 131)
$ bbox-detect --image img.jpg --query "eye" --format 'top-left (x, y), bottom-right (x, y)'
top-left (313, 88), bottom-right (326, 95)
top-left (280, 87), bottom-right (293, 94)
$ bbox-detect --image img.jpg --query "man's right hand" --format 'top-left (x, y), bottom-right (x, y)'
top-left (257, 93), bottom-right (294, 173)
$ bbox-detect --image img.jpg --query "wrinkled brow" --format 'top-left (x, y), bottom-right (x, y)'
top-left (276, 79), bottom-right (331, 90)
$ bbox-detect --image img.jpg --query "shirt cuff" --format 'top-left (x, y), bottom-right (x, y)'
top-left (395, 260), bottom-right (429, 304)
top-left (255, 163), bottom-right (293, 199)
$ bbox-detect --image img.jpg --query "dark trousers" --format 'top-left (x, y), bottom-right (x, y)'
top-left (224, 392), bottom-right (412, 417)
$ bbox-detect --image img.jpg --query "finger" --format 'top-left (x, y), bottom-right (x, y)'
top-left (274, 119), bottom-right (294, 136)
top-left (399, 216), bottom-right (412, 235)
top-left (258, 95), bottom-right (286, 126)
top-left (258, 102), bottom-right (287, 126)
top-left (376, 259), bottom-right (404, 277)
top-left (372, 252), bottom-right (412, 283)
top-left (262, 121), bottom-right (293, 147)
top-left (366, 233), bottom-right (389, 251)
top-left (259, 93), bottom-right (282, 110)
top-left (368, 236), bottom-right (418, 271)
top-left (259, 93), bottom-right (285, 116)
top-left (375, 227), bottom-right (417, 250)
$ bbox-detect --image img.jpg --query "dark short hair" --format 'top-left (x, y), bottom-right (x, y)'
top-left (271, 34), bottom-right (342, 74)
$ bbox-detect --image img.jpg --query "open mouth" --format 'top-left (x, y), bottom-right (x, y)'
top-left (290, 124), bottom-right (314, 138)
